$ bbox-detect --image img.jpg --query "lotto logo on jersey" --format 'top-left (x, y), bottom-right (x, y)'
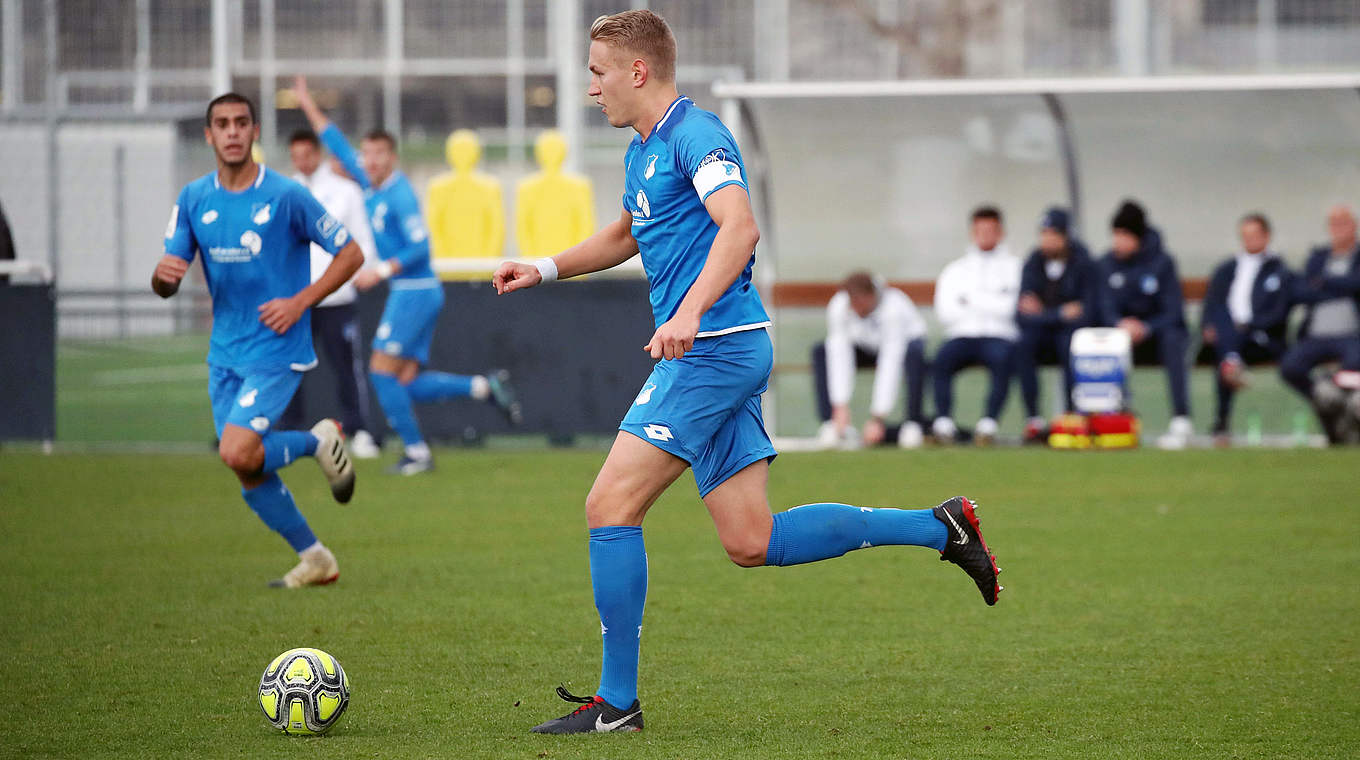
top-left (643, 424), bottom-right (673, 442)
top-left (316, 213), bottom-right (341, 239)
top-left (404, 216), bottom-right (428, 243)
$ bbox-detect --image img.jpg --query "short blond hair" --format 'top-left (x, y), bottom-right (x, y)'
top-left (590, 10), bottom-right (677, 82)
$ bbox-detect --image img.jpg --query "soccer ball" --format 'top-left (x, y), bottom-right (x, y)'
top-left (258, 648), bottom-right (350, 735)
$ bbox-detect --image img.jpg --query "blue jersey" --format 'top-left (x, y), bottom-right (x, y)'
top-left (623, 96), bottom-right (770, 336)
top-left (164, 166), bottom-right (350, 372)
top-left (320, 124), bottom-right (438, 290)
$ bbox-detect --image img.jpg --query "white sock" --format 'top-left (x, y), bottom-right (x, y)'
top-left (405, 442), bottom-right (431, 461)
top-left (298, 541), bottom-right (325, 557)
top-left (470, 375), bottom-right (490, 401)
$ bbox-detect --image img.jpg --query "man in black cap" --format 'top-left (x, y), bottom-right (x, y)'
top-left (1094, 200), bottom-right (1193, 448)
top-left (1015, 206), bottom-right (1094, 442)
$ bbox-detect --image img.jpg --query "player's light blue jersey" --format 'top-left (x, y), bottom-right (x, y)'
top-left (165, 166), bottom-right (350, 372)
top-left (320, 124), bottom-right (438, 289)
top-left (623, 96), bottom-right (770, 336)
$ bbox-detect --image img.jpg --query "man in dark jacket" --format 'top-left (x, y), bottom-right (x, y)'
top-left (1279, 204), bottom-right (1360, 442)
top-left (1015, 206), bottom-right (1093, 441)
top-left (1200, 213), bottom-right (1294, 439)
top-left (1095, 200), bottom-right (1192, 447)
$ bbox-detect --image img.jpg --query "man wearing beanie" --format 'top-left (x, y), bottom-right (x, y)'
top-left (931, 205), bottom-right (1022, 444)
top-left (1095, 200), bottom-right (1193, 448)
top-left (1015, 206), bottom-right (1094, 442)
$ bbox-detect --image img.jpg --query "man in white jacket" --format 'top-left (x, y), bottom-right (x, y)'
top-left (812, 272), bottom-right (929, 448)
top-left (931, 206), bottom-right (1022, 443)
top-left (278, 129), bottom-right (383, 457)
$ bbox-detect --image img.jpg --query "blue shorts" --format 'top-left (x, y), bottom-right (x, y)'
top-left (209, 365), bottom-right (304, 438)
top-left (620, 328), bottom-right (778, 497)
top-left (373, 285), bottom-right (445, 364)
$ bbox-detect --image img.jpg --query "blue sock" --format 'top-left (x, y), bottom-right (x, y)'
top-left (764, 503), bottom-right (947, 567)
top-left (370, 371), bottom-right (425, 447)
top-left (242, 474), bottom-right (317, 552)
top-left (407, 371), bottom-right (475, 403)
top-left (590, 526), bottom-right (647, 709)
top-left (260, 430), bottom-right (318, 473)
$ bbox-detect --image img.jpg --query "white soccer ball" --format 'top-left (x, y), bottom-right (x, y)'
top-left (258, 647), bottom-right (350, 735)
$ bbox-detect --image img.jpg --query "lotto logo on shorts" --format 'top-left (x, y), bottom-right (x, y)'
top-left (643, 424), bottom-right (673, 442)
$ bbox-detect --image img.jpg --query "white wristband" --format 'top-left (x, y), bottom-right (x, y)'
top-left (375, 261), bottom-right (394, 280)
top-left (534, 257), bottom-right (559, 284)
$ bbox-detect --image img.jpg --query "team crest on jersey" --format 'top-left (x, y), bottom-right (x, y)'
top-left (240, 230), bottom-right (262, 256)
top-left (251, 203), bottom-right (272, 225)
top-left (372, 202), bottom-right (388, 232)
top-left (644, 154), bottom-right (659, 180)
top-left (1141, 274), bottom-right (1159, 294)
top-left (1109, 272), bottom-right (1125, 289)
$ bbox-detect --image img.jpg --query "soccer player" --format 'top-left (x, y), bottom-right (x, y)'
top-left (278, 128), bottom-right (383, 459)
top-left (152, 93), bottom-right (363, 588)
top-left (493, 10), bottom-right (1003, 735)
top-left (292, 76), bottom-right (522, 475)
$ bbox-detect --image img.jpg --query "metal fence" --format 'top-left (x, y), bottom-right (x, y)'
top-left (1, 0), bottom-right (1358, 337)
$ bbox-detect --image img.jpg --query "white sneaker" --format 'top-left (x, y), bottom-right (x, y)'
top-left (1157, 415), bottom-right (1193, 450)
top-left (897, 421), bottom-right (924, 449)
top-left (310, 419), bottom-right (356, 503)
top-left (270, 545), bottom-right (339, 589)
top-left (816, 421), bottom-right (840, 450)
top-left (932, 416), bottom-right (957, 444)
top-left (975, 417), bottom-right (999, 443)
top-left (349, 429), bottom-right (380, 459)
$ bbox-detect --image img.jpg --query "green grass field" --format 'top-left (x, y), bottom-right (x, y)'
top-left (1, 447), bottom-right (1356, 759)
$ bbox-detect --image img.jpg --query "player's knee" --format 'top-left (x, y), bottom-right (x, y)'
top-left (218, 439), bottom-right (261, 475)
top-left (723, 534), bottom-right (769, 568)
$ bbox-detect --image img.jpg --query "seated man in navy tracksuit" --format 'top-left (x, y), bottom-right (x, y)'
top-left (1280, 204), bottom-right (1360, 442)
top-left (1015, 206), bottom-right (1094, 441)
top-left (1200, 213), bottom-right (1294, 438)
top-left (1095, 200), bottom-right (1193, 446)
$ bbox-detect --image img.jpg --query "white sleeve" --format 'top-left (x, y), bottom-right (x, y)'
top-left (896, 289), bottom-right (928, 341)
top-left (341, 182), bottom-right (378, 267)
top-left (934, 261), bottom-right (965, 330)
top-left (825, 294), bottom-right (856, 407)
top-left (868, 293), bottom-right (913, 417)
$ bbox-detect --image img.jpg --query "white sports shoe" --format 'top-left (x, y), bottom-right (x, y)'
top-left (816, 421), bottom-right (841, 450)
top-left (349, 429), bottom-right (380, 459)
top-left (1157, 415), bottom-right (1194, 450)
top-left (974, 417), bottom-right (999, 444)
top-left (932, 416), bottom-right (957, 444)
top-left (897, 421), bottom-right (924, 449)
top-left (270, 545), bottom-right (339, 589)
top-left (310, 419), bottom-right (355, 503)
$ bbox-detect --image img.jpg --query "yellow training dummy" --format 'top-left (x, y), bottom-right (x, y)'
top-left (425, 129), bottom-right (504, 280)
top-left (515, 130), bottom-right (595, 259)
